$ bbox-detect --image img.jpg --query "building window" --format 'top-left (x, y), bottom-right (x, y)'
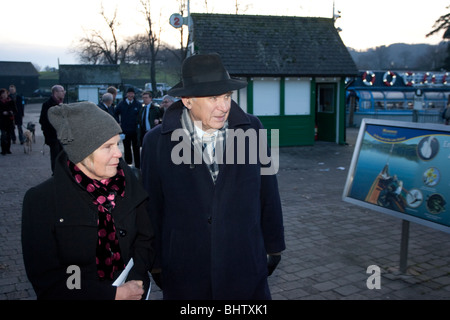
top-left (317, 84), bottom-right (335, 113)
top-left (232, 86), bottom-right (247, 113)
top-left (285, 78), bottom-right (310, 115)
top-left (253, 77), bottom-right (280, 116)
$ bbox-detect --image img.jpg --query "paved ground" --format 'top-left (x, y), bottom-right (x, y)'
top-left (1, 103), bottom-right (450, 300)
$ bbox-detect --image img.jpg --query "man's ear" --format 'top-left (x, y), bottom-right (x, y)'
top-left (181, 97), bottom-right (191, 109)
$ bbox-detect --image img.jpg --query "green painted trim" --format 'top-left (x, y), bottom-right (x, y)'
top-left (310, 77), bottom-right (316, 125)
top-left (338, 78), bottom-right (346, 145)
top-left (280, 78), bottom-right (285, 116)
top-left (247, 77), bottom-right (253, 114)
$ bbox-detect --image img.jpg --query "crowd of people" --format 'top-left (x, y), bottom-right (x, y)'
top-left (19, 53), bottom-right (285, 300)
top-left (0, 85), bottom-right (25, 155)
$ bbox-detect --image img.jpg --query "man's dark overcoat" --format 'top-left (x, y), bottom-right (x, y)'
top-left (141, 100), bottom-right (285, 300)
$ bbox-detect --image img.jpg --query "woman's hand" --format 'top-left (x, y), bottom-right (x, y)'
top-left (115, 280), bottom-right (144, 300)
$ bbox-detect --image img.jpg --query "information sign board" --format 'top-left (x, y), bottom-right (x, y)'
top-left (343, 118), bottom-right (450, 234)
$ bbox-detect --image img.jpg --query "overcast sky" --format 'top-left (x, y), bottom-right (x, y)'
top-left (1, 0), bottom-right (448, 69)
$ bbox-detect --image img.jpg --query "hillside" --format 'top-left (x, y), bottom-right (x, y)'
top-left (347, 42), bottom-right (448, 71)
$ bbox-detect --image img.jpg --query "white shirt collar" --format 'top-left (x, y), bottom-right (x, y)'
top-left (194, 124), bottom-right (218, 138)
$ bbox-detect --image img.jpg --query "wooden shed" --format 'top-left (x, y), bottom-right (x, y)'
top-left (189, 13), bottom-right (358, 145)
top-left (0, 61), bottom-right (39, 96)
top-left (58, 64), bottom-right (122, 103)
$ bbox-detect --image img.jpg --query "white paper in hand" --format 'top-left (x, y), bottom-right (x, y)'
top-left (112, 258), bottom-right (152, 300)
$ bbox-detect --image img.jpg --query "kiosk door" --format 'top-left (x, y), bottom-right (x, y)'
top-left (316, 83), bottom-right (337, 142)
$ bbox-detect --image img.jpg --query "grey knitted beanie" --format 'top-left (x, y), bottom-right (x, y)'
top-left (48, 101), bottom-right (122, 164)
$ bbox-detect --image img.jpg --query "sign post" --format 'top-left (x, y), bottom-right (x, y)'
top-left (169, 13), bottom-right (183, 28)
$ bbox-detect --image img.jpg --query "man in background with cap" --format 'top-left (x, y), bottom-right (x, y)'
top-left (141, 53), bottom-right (285, 300)
top-left (115, 87), bottom-right (141, 168)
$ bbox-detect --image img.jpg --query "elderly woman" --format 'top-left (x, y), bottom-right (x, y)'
top-left (22, 102), bottom-right (154, 300)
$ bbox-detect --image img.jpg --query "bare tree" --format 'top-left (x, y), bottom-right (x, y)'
top-left (75, 3), bottom-right (138, 64)
top-left (139, 0), bottom-right (161, 96)
top-left (427, 6), bottom-right (450, 39)
top-left (234, 1), bottom-right (251, 15)
top-left (160, 0), bottom-right (188, 84)
top-left (174, 0), bottom-right (189, 61)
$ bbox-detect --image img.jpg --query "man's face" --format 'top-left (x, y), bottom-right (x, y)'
top-left (161, 98), bottom-right (173, 108)
top-left (182, 92), bottom-right (232, 132)
top-left (142, 94), bottom-right (152, 105)
top-left (127, 91), bottom-right (135, 101)
top-left (53, 87), bottom-right (65, 101)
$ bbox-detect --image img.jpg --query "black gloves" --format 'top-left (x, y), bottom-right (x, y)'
top-left (267, 254), bottom-right (281, 276)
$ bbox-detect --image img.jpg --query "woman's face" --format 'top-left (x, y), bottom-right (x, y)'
top-left (77, 135), bottom-right (122, 181)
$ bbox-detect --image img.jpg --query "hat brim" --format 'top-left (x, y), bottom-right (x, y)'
top-left (168, 78), bottom-right (247, 97)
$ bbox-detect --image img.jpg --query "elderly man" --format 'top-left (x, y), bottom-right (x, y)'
top-left (39, 84), bottom-right (66, 173)
top-left (98, 92), bottom-right (116, 118)
top-left (141, 53), bottom-right (285, 300)
top-left (160, 94), bottom-right (175, 113)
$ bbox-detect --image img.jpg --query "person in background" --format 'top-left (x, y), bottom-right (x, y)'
top-left (39, 85), bottom-right (65, 173)
top-left (114, 87), bottom-right (141, 168)
top-left (137, 91), bottom-right (163, 147)
top-left (114, 88), bottom-right (142, 169)
top-left (9, 85), bottom-right (25, 144)
top-left (107, 86), bottom-right (118, 103)
top-left (22, 101), bottom-right (154, 300)
top-left (141, 53), bottom-right (285, 300)
top-left (107, 86), bottom-right (119, 122)
top-left (0, 88), bottom-right (17, 155)
top-left (98, 92), bottom-right (115, 118)
top-left (160, 95), bottom-right (175, 113)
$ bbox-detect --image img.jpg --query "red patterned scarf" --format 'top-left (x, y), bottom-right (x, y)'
top-left (68, 160), bottom-right (126, 280)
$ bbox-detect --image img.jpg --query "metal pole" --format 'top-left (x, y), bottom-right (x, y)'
top-left (187, 0), bottom-right (190, 30)
top-left (412, 109), bottom-right (418, 122)
top-left (399, 219), bottom-right (410, 273)
top-left (400, 104), bottom-right (416, 274)
top-left (187, 0), bottom-right (193, 55)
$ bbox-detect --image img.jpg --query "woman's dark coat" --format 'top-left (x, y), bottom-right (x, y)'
top-left (0, 98), bottom-right (16, 130)
top-left (22, 151), bottom-right (154, 300)
top-left (141, 100), bottom-right (285, 300)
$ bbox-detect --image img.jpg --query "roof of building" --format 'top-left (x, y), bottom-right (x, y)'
top-left (59, 64), bottom-right (121, 84)
top-left (190, 13), bottom-right (358, 77)
top-left (0, 61), bottom-right (39, 77)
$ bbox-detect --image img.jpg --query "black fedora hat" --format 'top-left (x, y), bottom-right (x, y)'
top-left (168, 53), bottom-right (247, 97)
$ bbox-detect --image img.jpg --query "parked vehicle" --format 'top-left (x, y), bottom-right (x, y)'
top-left (32, 88), bottom-right (52, 97)
top-left (144, 83), bottom-right (172, 97)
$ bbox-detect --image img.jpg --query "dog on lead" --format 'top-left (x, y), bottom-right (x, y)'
top-left (23, 130), bottom-right (33, 154)
top-left (26, 121), bottom-right (36, 143)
